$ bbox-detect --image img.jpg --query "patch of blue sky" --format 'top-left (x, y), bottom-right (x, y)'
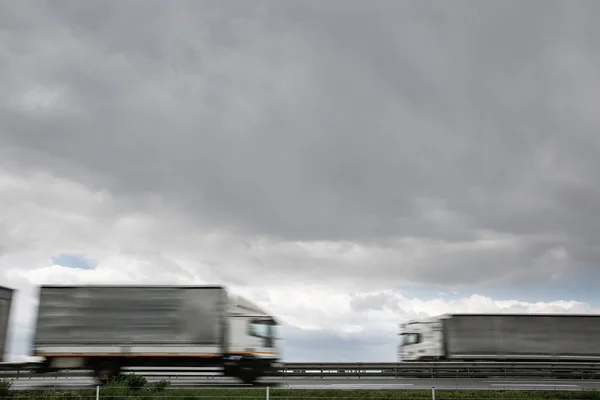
top-left (51, 254), bottom-right (96, 270)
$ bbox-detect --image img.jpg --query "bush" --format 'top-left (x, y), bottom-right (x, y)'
top-left (149, 380), bottom-right (170, 392)
top-left (0, 380), bottom-right (12, 400)
top-left (120, 374), bottom-right (147, 391)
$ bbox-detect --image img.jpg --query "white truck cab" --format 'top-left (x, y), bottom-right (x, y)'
top-left (225, 295), bottom-right (281, 381)
top-left (398, 315), bottom-right (445, 361)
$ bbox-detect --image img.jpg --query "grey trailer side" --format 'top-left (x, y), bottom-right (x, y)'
top-left (32, 285), bottom-right (229, 380)
top-left (0, 287), bottom-right (14, 362)
top-left (33, 285), bottom-right (228, 354)
top-left (442, 313), bottom-right (600, 361)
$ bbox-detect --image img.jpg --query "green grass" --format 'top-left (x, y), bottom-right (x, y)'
top-left (2, 376), bottom-right (600, 400)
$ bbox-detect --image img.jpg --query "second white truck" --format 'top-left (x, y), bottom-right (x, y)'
top-left (32, 284), bottom-right (281, 384)
top-left (398, 313), bottom-right (600, 362)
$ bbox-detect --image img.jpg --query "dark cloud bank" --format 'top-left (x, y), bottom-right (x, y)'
top-left (2, 1), bottom-right (600, 290)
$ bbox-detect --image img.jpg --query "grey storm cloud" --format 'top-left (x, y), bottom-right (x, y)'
top-left (2, 0), bottom-right (600, 286)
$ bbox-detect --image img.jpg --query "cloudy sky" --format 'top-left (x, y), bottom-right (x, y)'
top-left (2, 0), bottom-right (600, 362)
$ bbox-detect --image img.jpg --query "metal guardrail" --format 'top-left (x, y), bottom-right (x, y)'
top-left (280, 362), bottom-right (600, 379)
top-left (2, 362), bottom-right (600, 380)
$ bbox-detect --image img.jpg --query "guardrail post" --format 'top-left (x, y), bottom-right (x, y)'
top-left (96, 385), bottom-right (100, 400)
top-left (431, 387), bottom-right (435, 400)
top-left (266, 386), bottom-right (270, 400)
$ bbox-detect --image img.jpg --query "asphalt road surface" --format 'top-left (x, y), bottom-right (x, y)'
top-left (6, 376), bottom-right (600, 391)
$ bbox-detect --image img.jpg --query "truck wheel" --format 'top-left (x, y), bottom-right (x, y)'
top-left (94, 359), bottom-right (121, 385)
top-left (238, 359), bottom-right (260, 385)
top-left (240, 367), bottom-right (258, 385)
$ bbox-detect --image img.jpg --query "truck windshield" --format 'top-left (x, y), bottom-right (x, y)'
top-left (249, 319), bottom-right (277, 338)
top-left (400, 333), bottom-right (420, 346)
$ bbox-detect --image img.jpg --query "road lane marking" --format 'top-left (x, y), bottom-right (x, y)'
top-left (291, 384), bottom-right (414, 389)
top-left (491, 384), bottom-right (579, 387)
top-left (484, 380), bottom-right (587, 383)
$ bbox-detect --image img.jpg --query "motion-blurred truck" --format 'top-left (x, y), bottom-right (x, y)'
top-left (0, 286), bottom-right (14, 362)
top-left (398, 313), bottom-right (600, 362)
top-left (32, 285), bottom-right (281, 384)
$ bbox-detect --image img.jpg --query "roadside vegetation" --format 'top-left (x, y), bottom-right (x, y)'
top-left (2, 376), bottom-right (600, 400)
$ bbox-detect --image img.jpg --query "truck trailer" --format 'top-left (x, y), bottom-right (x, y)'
top-left (398, 313), bottom-right (600, 362)
top-left (32, 285), bottom-right (281, 384)
top-left (0, 286), bottom-right (14, 362)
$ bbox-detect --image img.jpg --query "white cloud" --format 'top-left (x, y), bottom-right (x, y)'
top-left (2, 168), bottom-right (597, 362)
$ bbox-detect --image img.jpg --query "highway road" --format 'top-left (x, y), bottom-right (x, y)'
top-left (5, 376), bottom-right (600, 391)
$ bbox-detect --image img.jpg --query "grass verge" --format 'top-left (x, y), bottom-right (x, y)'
top-left (2, 376), bottom-right (600, 400)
